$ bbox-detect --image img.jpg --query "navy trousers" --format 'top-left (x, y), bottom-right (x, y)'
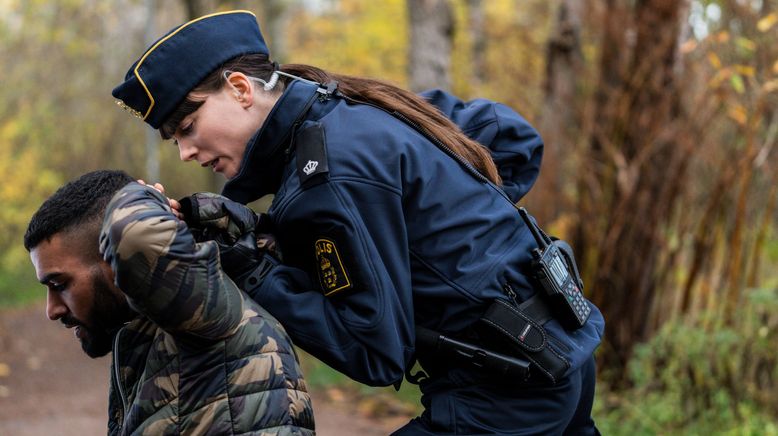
top-left (392, 356), bottom-right (599, 435)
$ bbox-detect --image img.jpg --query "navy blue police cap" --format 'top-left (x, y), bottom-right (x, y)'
top-left (112, 10), bottom-right (269, 129)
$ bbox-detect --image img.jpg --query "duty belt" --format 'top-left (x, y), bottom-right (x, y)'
top-left (411, 295), bottom-right (571, 385)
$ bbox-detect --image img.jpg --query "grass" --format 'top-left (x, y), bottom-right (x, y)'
top-left (0, 266), bottom-right (43, 308)
top-left (296, 348), bottom-right (423, 417)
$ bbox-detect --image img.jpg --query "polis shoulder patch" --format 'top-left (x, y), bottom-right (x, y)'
top-left (314, 238), bottom-right (352, 296)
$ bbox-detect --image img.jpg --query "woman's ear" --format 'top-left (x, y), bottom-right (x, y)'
top-left (225, 72), bottom-right (254, 108)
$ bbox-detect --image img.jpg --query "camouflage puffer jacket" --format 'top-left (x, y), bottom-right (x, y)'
top-left (100, 183), bottom-right (315, 435)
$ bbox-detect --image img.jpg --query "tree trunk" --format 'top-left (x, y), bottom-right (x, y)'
top-left (575, 0), bottom-right (630, 287)
top-left (534, 0), bottom-right (585, 222)
top-left (407, 0), bottom-right (454, 92)
top-left (181, 0), bottom-right (206, 20)
top-left (467, 0), bottom-right (486, 88)
top-left (145, 0), bottom-right (160, 183)
top-left (259, 0), bottom-right (289, 63)
top-left (581, 0), bottom-right (691, 382)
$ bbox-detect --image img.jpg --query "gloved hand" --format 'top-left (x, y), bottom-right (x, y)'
top-left (178, 193), bottom-right (278, 290)
top-left (178, 192), bottom-right (259, 243)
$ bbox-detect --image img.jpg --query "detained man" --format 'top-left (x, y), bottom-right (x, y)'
top-left (24, 170), bottom-right (315, 435)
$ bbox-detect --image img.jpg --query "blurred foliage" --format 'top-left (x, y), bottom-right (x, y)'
top-left (0, 128), bottom-right (60, 272)
top-left (594, 287), bottom-right (778, 435)
top-left (284, 0), bottom-right (408, 85)
top-left (297, 349), bottom-right (421, 420)
top-left (0, 267), bottom-right (41, 308)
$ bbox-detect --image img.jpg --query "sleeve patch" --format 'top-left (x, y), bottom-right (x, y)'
top-left (314, 238), bottom-right (352, 296)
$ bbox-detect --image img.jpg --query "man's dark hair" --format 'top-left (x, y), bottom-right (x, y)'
top-left (24, 170), bottom-right (135, 251)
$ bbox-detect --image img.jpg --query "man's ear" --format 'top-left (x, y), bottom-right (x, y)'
top-left (98, 260), bottom-right (126, 299)
top-left (225, 72), bottom-right (254, 108)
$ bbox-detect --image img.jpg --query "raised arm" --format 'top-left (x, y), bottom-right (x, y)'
top-left (99, 182), bottom-right (243, 339)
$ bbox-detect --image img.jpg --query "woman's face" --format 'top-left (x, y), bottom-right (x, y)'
top-left (172, 77), bottom-right (276, 179)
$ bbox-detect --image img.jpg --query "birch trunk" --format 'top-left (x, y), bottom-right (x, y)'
top-left (407, 0), bottom-right (454, 92)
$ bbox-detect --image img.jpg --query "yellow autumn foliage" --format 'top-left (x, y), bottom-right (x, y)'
top-left (757, 12), bottom-right (778, 32)
top-left (0, 133), bottom-right (61, 270)
top-left (284, 0), bottom-right (408, 85)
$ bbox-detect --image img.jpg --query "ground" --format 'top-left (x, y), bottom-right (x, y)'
top-left (0, 305), bottom-right (412, 435)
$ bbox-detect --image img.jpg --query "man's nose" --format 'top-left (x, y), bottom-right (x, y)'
top-left (46, 291), bottom-right (67, 321)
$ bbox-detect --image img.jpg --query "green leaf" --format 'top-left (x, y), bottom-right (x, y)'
top-left (735, 36), bottom-right (756, 53)
top-left (730, 74), bottom-right (746, 94)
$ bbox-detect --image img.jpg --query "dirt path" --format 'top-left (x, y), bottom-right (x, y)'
top-left (0, 305), bottom-right (410, 435)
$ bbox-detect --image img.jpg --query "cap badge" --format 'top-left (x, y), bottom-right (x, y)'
top-left (115, 100), bottom-right (143, 119)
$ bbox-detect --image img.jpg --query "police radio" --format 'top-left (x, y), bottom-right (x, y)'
top-left (518, 208), bottom-right (590, 330)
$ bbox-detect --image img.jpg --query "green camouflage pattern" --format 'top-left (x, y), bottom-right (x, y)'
top-left (100, 183), bottom-right (315, 435)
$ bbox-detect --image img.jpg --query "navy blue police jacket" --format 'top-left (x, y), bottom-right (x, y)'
top-left (222, 80), bottom-right (605, 387)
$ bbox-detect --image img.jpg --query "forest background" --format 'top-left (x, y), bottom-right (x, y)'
top-left (1, 0), bottom-right (777, 434)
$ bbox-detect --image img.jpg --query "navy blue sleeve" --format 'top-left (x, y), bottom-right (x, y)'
top-left (250, 179), bottom-right (414, 387)
top-left (421, 89), bottom-right (544, 202)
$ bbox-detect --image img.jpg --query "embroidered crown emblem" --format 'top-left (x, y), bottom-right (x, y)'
top-left (303, 160), bottom-right (319, 175)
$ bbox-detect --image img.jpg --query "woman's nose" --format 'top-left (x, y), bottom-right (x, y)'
top-left (46, 291), bottom-right (67, 321)
top-left (177, 140), bottom-right (198, 162)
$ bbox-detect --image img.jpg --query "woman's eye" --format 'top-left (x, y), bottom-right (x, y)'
top-left (180, 122), bottom-right (194, 135)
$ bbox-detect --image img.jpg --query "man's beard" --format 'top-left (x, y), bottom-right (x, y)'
top-left (62, 271), bottom-right (133, 358)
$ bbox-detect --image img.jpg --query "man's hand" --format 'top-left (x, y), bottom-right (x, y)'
top-left (136, 179), bottom-right (183, 219)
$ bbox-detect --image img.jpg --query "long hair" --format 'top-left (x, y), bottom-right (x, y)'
top-left (161, 54), bottom-right (501, 184)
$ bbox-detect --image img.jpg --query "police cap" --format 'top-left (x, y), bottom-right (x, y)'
top-left (112, 10), bottom-right (269, 129)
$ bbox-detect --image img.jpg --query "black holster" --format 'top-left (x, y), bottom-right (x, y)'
top-left (476, 296), bottom-right (570, 383)
top-left (413, 326), bottom-right (531, 383)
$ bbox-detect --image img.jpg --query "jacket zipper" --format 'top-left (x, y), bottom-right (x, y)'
top-left (112, 328), bottom-right (127, 430)
top-left (390, 110), bottom-right (490, 183)
top-left (503, 282), bottom-right (520, 307)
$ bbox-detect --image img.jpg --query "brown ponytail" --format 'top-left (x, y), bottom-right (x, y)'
top-left (281, 63), bottom-right (501, 184)
top-left (162, 54), bottom-right (501, 184)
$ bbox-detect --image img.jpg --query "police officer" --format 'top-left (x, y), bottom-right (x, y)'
top-left (112, 10), bottom-right (605, 435)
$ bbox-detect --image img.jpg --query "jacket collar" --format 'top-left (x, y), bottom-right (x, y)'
top-left (222, 80), bottom-right (322, 203)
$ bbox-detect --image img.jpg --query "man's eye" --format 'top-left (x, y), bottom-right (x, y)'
top-left (50, 282), bottom-right (66, 292)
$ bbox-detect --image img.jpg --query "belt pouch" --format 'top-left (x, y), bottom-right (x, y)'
top-left (478, 298), bottom-right (570, 383)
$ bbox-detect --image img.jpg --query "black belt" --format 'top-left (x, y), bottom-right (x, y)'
top-left (410, 295), bottom-right (570, 386)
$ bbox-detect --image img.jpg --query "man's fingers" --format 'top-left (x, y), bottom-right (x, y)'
top-left (167, 198), bottom-right (183, 219)
top-left (169, 198), bottom-right (183, 219)
top-left (138, 180), bottom-right (166, 194)
top-left (136, 179), bottom-right (180, 218)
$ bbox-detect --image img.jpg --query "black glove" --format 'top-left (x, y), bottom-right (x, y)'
top-left (178, 192), bottom-right (260, 242)
top-left (178, 193), bottom-right (278, 290)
